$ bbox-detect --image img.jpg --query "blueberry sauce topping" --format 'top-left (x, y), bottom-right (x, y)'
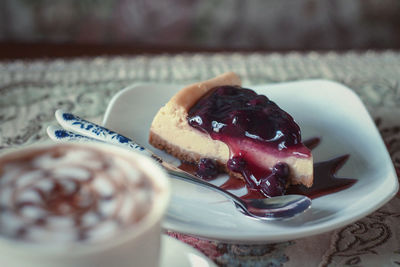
top-left (227, 156), bottom-right (247, 173)
top-left (187, 86), bottom-right (310, 197)
top-left (188, 86), bottom-right (303, 149)
top-left (196, 158), bottom-right (219, 180)
top-left (259, 163), bottom-right (290, 197)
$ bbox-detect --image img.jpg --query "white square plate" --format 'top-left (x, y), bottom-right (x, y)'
top-left (103, 80), bottom-right (398, 243)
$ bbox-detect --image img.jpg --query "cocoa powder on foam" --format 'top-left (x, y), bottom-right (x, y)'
top-left (0, 144), bottom-right (154, 244)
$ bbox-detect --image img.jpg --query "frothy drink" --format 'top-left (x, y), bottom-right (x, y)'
top-left (0, 144), bottom-right (155, 244)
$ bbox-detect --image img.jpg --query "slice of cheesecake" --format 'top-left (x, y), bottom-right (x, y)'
top-left (149, 72), bottom-right (313, 197)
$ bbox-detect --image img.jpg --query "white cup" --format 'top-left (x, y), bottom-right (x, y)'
top-left (0, 142), bottom-right (170, 267)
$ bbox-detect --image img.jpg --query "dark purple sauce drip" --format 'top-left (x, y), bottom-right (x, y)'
top-left (286, 155), bottom-right (356, 198)
top-left (187, 86), bottom-right (302, 149)
top-left (187, 85), bottom-right (311, 197)
top-left (303, 137), bottom-right (321, 150)
top-left (196, 158), bottom-right (220, 180)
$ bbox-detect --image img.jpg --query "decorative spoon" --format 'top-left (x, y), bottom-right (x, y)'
top-left (47, 109), bottom-right (312, 220)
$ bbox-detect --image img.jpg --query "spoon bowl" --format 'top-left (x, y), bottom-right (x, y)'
top-left (165, 162), bottom-right (311, 221)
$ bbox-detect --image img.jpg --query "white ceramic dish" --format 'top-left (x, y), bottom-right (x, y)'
top-left (160, 235), bottom-right (216, 267)
top-left (103, 80), bottom-right (398, 243)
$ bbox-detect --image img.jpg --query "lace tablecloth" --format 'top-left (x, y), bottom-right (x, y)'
top-left (1, 52), bottom-right (399, 266)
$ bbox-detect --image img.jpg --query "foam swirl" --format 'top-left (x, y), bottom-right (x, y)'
top-left (0, 145), bottom-right (154, 244)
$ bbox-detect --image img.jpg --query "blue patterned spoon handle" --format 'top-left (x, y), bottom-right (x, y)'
top-left (54, 109), bottom-right (162, 163)
top-left (47, 125), bottom-right (105, 144)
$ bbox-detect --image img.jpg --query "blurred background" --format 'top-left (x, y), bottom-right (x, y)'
top-left (0, 0), bottom-right (400, 59)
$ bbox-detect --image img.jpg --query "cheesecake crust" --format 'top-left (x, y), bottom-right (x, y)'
top-left (171, 71), bottom-right (242, 110)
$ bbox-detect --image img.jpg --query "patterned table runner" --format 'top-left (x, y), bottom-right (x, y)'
top-left (1, 51), bottom-right (399, 266)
